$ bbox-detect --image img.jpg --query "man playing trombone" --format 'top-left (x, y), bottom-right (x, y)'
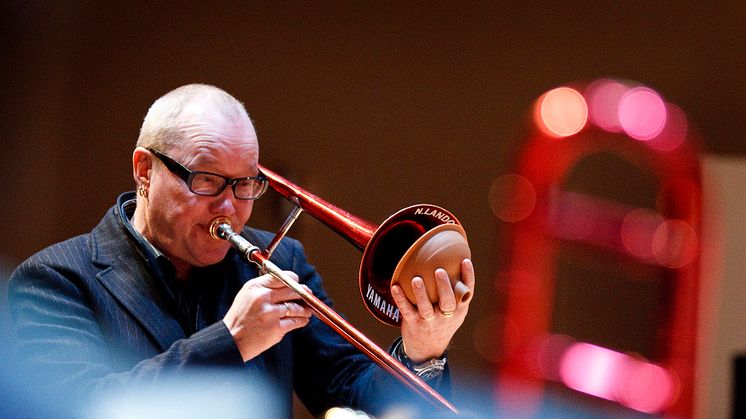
top-left (8, 84), bottom-right (474, 417)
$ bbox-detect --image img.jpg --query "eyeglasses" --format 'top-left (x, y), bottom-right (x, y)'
top-left (146, 147), bottom-right (268, 200)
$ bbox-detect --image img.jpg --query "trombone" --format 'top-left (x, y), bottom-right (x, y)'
top-left (209, 165), bottom-right (471, 413)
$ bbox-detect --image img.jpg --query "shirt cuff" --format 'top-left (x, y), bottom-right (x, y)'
top-left (388, 337), bottom-right (447, 380)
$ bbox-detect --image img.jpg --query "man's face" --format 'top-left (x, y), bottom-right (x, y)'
top-left (144, 103), bottom-right (259, 274)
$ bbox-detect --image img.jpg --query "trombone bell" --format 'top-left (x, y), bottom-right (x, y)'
top-left (359, 204), bottom-right (471, 326)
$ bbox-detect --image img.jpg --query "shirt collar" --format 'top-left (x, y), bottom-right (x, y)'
top-left (116, 191), bottom-right (177, 285)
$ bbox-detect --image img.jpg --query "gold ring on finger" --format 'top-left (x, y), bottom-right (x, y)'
top-left (442, 311), bottom-right (455, 318)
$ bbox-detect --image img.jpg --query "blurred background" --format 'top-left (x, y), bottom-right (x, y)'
top-left (2, 2), bottom-right (745, 418)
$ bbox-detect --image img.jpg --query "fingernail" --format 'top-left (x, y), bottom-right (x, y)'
top-left (391, 286), bottom-right (400, 296)
top-left (413, 278), bottom-right (423, 288)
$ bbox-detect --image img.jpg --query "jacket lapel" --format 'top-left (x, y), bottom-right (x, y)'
top-left (90, 207), bottom-right (185, 352)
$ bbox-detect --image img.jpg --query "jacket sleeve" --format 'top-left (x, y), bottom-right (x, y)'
top-left (8, 249), bottom-right (246, 412)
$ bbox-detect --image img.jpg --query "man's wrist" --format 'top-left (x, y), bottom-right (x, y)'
top-left (389, 337), bottom-right (447, 380)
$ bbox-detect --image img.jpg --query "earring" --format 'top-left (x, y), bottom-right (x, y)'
top-left (137, 185), bottom-right (148, 198)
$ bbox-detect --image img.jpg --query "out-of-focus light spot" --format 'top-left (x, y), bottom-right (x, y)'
top-left (534, 87), bottom-right (588, 138)
top-left (618, 87), bottom-right (667, 141)
top-left (652, 219), bottom-right (698, 269)
top-left (616, 358), bottom-right (676, 413)
top-left (85, 371), bottom-right (281, 419)
top-left (559, 342), bottom-right (675, 414)
top-left (489, 174), bottom-right (536, 222)
top-left (620, 208), bottom-right (665, 262)
top-left (560, 342), bottom-right (621, 400)
top-left (585, 79), bottom-right (628, 133)
top-left (648, 103), bottom-right (688, 152)
top-left (324, 407), bottom-right (372, 418)
top-left (536, 334), bottom-right (573, 382)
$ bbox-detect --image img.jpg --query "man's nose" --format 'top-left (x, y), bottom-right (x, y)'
top-left (211, 187), bottom-right (238, 215)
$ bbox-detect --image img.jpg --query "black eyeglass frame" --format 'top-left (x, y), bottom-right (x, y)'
top-left (146, 147), bottom-right (269, 200)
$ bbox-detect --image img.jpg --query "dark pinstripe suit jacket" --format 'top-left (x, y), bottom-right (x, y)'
top-left (8, 201), bottom-right (437, 417)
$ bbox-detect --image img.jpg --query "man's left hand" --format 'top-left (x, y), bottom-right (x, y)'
top-left (391, 258), bottom-right (475, 362)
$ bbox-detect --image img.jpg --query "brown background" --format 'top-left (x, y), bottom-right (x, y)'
top-left (1, 2), bottom-right (745, 417)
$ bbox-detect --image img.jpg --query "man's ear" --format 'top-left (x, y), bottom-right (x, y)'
top-left (132, 147), bottom-right (153, 188)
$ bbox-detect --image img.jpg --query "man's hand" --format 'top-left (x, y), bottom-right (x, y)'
top-left (391, 259), bottom-right (475, 362)
top-left (223, 271), bottom-right (313, 362)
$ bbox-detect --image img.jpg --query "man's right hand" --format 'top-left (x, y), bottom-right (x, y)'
top-left (223, 271), bottom-right (313, 362)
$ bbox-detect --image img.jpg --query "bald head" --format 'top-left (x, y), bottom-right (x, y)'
top-left (137, 84), bottom-right (252, 153)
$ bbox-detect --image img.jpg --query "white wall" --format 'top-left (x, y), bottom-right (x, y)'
top-left (697, 155), bottom-right (746, 419)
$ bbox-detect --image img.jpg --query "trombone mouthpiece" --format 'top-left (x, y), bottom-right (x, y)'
top-left (209, 217), bottom-right (232, 240)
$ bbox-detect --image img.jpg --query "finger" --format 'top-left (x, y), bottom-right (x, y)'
top-left (270, 286), bottom-right (311, 304)
top-left (275, 301), bottom-right (290, 319)
top-left (248, 273), bottom-right (285, 289)
top-left (250, 271), bottom-right (300, 289)
top-left (434, 268), bottom-right (457, 314)
top-left (461, 258), bottom-right (475, 291)
top-left (279, 316), bottom-right (310, 331)
top-left (391, 284), bottom-right (418, 321)
top-left (281, 301), bottom-right (313, 318)
top-left (411, 277), bottom-right (435, 321)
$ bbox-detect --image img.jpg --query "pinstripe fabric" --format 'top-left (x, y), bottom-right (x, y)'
top-left (8, 197), bottom-right (451, 417)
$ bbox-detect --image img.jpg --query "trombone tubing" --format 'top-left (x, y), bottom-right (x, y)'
top-left (212, 221), bottom-right (458, 414)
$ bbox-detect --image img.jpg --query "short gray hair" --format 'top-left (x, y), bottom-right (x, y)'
top-left (136, 84), bottom-right (249, 152)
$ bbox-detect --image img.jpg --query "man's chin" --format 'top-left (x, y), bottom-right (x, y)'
top-left (194, 245), bottom-right (232, 266)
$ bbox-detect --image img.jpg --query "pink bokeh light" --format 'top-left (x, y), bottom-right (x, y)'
top-left (652, 219), bottom-right (699, 269)
top-left (647, 103), bottom-right (688, 152)
top-left (620, 208), bottom-right (665, 262)
top-left (559, 342), bottom-right (675, 413)
top-left (616, 358), bottom-right (677, 413)
top-left (618, 87), bottom-right (668, 141)
top-left (560, 342), bottom-right (622, 400)
top-left (585, 79), bottom-right (628, 133)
